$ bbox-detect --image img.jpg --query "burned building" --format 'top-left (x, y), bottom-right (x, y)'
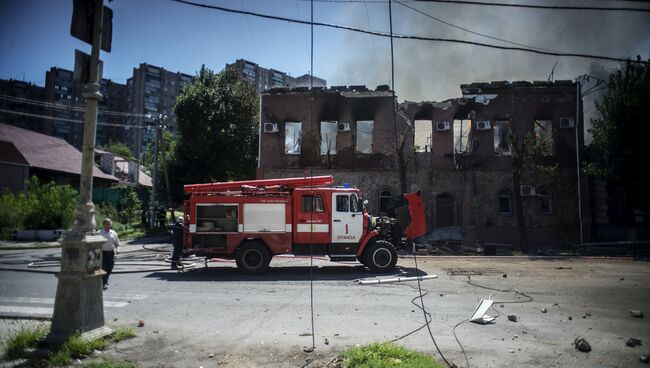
top-left (258, 81), bottom-right (590, 251)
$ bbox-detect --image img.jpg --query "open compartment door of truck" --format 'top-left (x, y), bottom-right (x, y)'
top-left (392, 191), bottom-right (427, 240)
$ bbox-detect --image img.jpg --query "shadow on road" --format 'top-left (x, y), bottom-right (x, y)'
top-left (145, 265), bottom-right (427, 282)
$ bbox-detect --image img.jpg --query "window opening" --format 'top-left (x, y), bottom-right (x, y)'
top-left (494, 120), bottom-right (512, 155)
top-left (498, 190), bottom-right (512, 214)
top-left (414, 120), bottom-right (433, 152)
top-left (453, 119), bottom-right (472, 153)
top-left (320, 121), bottom-right (338, 155)
top-left (538, 190), bottom-right (553, 215)
top-left (285, 122), bottom-right (302, 154)
top-left (356, 120), bottom-right (374, 154)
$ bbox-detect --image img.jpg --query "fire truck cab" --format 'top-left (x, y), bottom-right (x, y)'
top-left (183, 176), bottom-right (426, 274)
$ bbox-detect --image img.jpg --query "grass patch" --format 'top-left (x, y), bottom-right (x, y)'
top-left (45, 332), bottom-right (109, 366)
top-left (341, 342), bottom-right (444, 368)
top-left (112, 327), bottom-right (136, 342)
top-left (81, 358), bottom-right (138, 368)
top-left (2, 325), bottom-right (48, 361)
top-left (2, 325), bottom-right (137, 367)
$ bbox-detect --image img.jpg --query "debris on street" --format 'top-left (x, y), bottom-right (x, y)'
top-left (575, 337), bottom-right (592, 352)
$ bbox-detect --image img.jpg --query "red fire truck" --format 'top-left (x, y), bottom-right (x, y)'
top-left (182, 176), bottom-right (426, 274)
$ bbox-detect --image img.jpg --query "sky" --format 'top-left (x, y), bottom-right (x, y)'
top-left (1, 0), bottom-right (649, 104)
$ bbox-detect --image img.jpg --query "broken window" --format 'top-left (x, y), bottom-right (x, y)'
top-left (453, 119), bottom-right (472, 153)
top-left (493, 120), bottom-right (512, 155)
top-left (534, 120), bottom-right (554, 156)
top-left (538, 190), bottom-right (552, 215)
top-left (498, 190), bottom-right (512, 214)
top-left (284, 122), bottom-right (302, 155)
top-left (356, 120), bottom-right (374, 154)
top-left (320, 121), bottom-right (338, 155)
top-left (414, 120), bottom-right (432, 153)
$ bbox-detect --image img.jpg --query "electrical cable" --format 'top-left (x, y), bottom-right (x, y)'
top-left (395, 0), bottom-right (561, 53)
top-left (169, 0), bottom-right (644, 64)
top-left (304, 0), bottom-right (650, 12)
top-left (0, 108), bottom-right (172, 129)
top-left (0, 93), bottom-right (149, 117)
top-left (388, 1), bottom-right (454, 365)
top-left (452, 319), bottom-right (470, 368)
top-left (464, 274), bottom-right (534, 304)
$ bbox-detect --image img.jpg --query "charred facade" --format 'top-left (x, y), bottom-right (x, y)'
top-left (258, 81), bottom-right (590, 251)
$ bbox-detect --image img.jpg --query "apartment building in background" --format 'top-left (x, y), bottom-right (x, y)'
top-left (226, 59), bottom-right (326, 93)
top-left (0, 79), bottom-right (45, 133)
top-left (126, 63), bottom-right (193, 158)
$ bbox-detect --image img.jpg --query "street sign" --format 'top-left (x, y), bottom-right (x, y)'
top-left (70, 0), bottom-right (113, 53)
top-left (73, 49), bottom-right (103, 84)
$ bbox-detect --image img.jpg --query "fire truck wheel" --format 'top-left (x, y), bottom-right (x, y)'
top-left (364, 240), bottom-right (397, 273)
top-left (235, 242), bottom-right (271, 274)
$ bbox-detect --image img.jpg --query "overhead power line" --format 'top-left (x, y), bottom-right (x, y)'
top-left (395, 0), bottom-right (560, 53)
top-left (0, 94), bottom-right (148, 118)
top-left (0, 108), bottom-right (153, 128)
top-left (170, 0), bottom-right (646, 64)
top-left (299, 0), bottom-right (650, 12)
top-left (415, 0), bottom-right (650, 12)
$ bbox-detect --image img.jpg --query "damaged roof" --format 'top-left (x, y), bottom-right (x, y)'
top-left (264, 84), bottom-right (393, 97)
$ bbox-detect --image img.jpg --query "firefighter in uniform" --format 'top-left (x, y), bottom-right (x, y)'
top-left (169, 216), bottom-right (184, 269)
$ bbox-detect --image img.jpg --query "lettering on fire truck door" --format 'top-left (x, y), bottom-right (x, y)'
top-left (331, 193), bottom-right (363, 243)
top-left (294, 193), bottom-right (329, 243)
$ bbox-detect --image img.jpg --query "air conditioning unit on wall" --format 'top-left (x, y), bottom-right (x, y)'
top-left (520, 185), bottom-right (536, 197)
top-left (559, 117), bottom-right (575, 129)
top-left (337, 122), bottom-right (351, 132)
top-left (476, 120), bottom-right (491, 130)
top-left (263, 122), bottom-right (279, 133)
top-left (436, 121), bottom-right (451, 131)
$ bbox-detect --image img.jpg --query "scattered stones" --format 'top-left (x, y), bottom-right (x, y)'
top-left (568, 316), bottom-right (573, 321)
top-left (508, 349), bottom-right (515, 353)
top-left (334, 333), bottom-right (340, 336)
top-left (630, 310), bottom-right (644, 318)
top-left (640, 355), bottom-right (648, 364)
top-left (324, 338), bottom-right (329, 345)
top-left (626, 338), bottom-right (642, 347)
top-left (209, 354), bottom-right (214, 358)
top-left (574, 337), bottom-right (592, 353)
top-left (303, 346), bottom-right (314, 353)
top-left (503, 274), bottom-right (508, 278)
top-left (541, 308), bottom-right (548, 313)
top-left (508, 314), bottom-right (518, 322)
top-left (138, 320), bottom-right (144, 327)
top-left (500, 304), bottom-right (504, 308)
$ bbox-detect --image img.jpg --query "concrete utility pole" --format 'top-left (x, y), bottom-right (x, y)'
top-left (149, 114), bottom-right (166, 229)
top-left (48, 0), bottom-right (112, 343)
top-left (575, 80), bottom-right (584, 244)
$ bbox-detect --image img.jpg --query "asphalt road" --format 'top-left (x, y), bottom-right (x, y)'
top-left (0, 240), bottom-right (649, 368)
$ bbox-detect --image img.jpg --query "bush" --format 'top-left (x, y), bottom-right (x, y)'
top-left (0, 177), bottom-right (77, 235)
top-left (24, 177), bottom-right (77, 229)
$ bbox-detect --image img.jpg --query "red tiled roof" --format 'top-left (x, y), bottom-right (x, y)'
top-left (0, 123), bottom-right (118, 181)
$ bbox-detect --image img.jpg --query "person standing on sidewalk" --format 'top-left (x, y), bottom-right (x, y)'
top-left (170, 216), bottom-right (184, 270)
top-left (99, 218), bottom-right (120, 289)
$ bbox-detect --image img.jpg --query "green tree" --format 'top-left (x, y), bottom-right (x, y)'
top-left (98, 141), bottom-right (136, 161)
top-left (588, 57), bottom-right (650, 216)
top-left (509, 129), bottom-right (556, 253)
top-left (170, 66), bottom-right (258, 201)
top-left (117, 186), bottom-right (141, 224)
